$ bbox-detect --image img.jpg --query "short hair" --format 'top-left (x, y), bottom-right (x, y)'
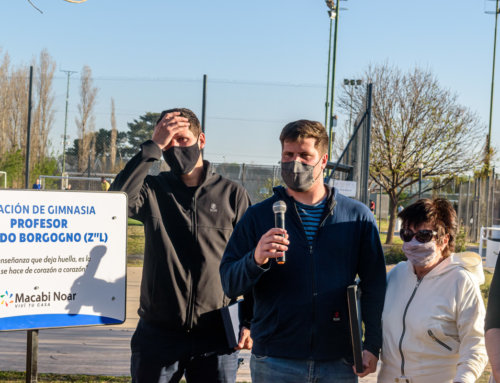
top-left (398, 198), bottom-right (457, 258)
top-left (157, 108), bottom-right (201, 137)
top-left (279, 120), bottom-right (329, 156)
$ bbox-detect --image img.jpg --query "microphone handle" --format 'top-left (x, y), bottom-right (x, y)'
top-left (275, 212), bottom-right (286, 264)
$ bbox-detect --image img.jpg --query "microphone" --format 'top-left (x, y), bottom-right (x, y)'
top-left (272, 200), bottom-right (287, 264)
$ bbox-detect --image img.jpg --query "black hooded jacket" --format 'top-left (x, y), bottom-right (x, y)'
top-left (111, 140), bottom-right (251, 333)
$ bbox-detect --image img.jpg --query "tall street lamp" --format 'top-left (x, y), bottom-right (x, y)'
top-left (344, 79), bottom-right (363, 137)
top-left (324, 0), bottom-right (345, 161)
top-left (418, 163), bottom-right (424, 199)
top-left (486, 0), bottom-right (500, 172)
top-left (324, 3), bottom-right (335, 129)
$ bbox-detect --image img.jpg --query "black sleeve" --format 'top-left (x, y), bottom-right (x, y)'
top-left (357, 218), bottom-right (387, 358)
top-left (239, 292), bottom-right (254, 329)
top-left (110, 140), bottom-right (161, 221)
top-left (220, 209), bottom-right (268, 299)
top-left (486, 254), bottom-right (500, 331)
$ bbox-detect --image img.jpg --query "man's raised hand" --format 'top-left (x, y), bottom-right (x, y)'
top-left (152, 111), bottom-right (190, 150)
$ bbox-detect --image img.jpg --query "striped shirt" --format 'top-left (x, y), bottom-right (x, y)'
top-left (295, 199), bottom-right (326, 248)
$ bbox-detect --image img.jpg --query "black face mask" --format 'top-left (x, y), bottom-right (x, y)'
top-left (163, 141), bottom-right (201, 175)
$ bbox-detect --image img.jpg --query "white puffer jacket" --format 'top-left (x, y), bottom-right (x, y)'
top-left (378, 252), bottom-right (488, 383)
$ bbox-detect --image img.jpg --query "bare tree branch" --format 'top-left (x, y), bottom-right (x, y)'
top-left (338, 63), bottom-right (485, 243)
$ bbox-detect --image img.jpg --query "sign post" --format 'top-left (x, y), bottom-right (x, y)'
top-left (0, 190), bottom-right (127, 379)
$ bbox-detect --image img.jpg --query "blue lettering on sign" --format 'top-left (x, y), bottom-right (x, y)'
top-left (10, 218), bottom-right (68, 229)
top-left (47, 205), bottom-right (96, 215)
top-left (0, 233), bottom-right (16, 242)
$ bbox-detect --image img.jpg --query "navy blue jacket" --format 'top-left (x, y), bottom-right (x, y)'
top-left (220, 185), bottom-right (386, 361)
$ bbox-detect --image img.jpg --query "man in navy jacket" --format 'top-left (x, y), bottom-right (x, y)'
top-left (220, 120), bottom-right (386, 382)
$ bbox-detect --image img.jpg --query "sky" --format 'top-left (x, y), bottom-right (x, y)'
top-left (1, 0), bottom-right (500, 169)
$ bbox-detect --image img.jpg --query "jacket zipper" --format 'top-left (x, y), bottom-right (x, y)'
top-left (186, 197), bottom-right (198, 330)
top-left (291, 202), bottom-right (316, 354)
top-left (292, 198), bottom-right (333, 356)
top-left (398, 278), bottom-right (422, 377)
top-left (427, 330), bottom-right (452, 351)
top-left (310, 212), bottom-right (331, 355)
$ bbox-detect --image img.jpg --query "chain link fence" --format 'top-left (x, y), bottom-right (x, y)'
top-left (455, 174), bottom-right (500, 242)
top-left (40, 158), bottom-right (500, 243)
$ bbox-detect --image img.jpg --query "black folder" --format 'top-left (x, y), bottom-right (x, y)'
top-left (347, 284), bottom-right (363, 373)
top-left (220, 300), bottom-right (242, 349)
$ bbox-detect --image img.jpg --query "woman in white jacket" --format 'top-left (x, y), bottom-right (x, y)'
top-left (378, 198), bottom-right (487, 383)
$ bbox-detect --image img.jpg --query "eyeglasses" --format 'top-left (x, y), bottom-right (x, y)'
top-left (399, 228), bottom-right (437, 243)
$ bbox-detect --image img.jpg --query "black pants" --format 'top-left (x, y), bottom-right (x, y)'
top-left (131, 319), bottom-right (239, 383)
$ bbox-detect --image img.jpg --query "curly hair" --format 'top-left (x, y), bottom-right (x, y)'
top-left (398, 198), bottom-right (457, 258)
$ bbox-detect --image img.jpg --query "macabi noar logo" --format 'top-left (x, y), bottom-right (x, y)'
top-left (0, 291), bottom-right (14, 307)
top-left (0, 289), bottom-right (76, 309)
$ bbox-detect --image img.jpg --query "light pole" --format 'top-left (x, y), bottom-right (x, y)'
top-left (324, 0), bottom-right (344, 161)
top-left (324, 4), bottom-right (335, 129)
top-left (418, 163), bottom-right (424, 199)
top-left (486, 0), bottom-right (500, 172)
top-left (344, 79), bottom-right (363, 137)
top-left (61, 69), bottom-right (77, 177)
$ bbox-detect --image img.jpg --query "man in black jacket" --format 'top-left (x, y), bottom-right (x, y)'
top-left (111, 108), bottom-right (252, 383)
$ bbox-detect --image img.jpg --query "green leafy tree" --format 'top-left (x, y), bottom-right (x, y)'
top-left (32, 155), bottom-right (59, 189)
top-left (66, 129), bottom-right (128, 172)
top-left (0, 149), bottom-right (24, 188)
top-left (125, 112), bottom-right (160, 156)
top-left (94, 128), bottom-right (128, 159)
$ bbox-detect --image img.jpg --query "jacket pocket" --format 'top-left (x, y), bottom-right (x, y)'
top-left (427, 329), bottom-right (452, 351)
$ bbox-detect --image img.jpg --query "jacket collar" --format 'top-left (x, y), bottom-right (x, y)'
top-left (166, 160), bottom-right (215, 189)
top-left (404, 252), bottom-right (485, 285)
top-left (273, 184), bottom-right (337, 213)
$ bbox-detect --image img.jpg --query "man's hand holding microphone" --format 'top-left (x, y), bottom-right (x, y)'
top-left (254, 201), bottom-right (289, 266)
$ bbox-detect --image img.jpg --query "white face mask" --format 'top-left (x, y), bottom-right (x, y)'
top-left (402, 238), bottom-right (438, 267)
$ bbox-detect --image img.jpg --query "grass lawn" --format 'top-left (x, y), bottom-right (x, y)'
top-left (0, 371), bottom-right (132, 382)
top-left (127, 225), bottom-right (144, 256)
top-left (0, 372), bottom-right (249, 383)
top-left (0, 368), bottom-right (490, 382)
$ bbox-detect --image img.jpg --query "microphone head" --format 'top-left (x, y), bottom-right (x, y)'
top-left (272, 200), bottom-right (287, 214)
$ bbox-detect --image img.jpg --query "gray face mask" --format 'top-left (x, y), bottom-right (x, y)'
top-left (281, 159), bottom-right (321, 192)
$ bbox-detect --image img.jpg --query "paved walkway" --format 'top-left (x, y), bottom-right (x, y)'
top-left (0, 266), bottom-right (376, 382)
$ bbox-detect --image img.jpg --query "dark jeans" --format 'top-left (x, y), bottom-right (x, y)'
top-left (131, 319), bottom-right (238, 383)
top-left (250, 354), bottom-right (357, 383)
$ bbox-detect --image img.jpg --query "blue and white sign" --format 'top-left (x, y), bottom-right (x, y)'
top-left (0, 190), bottom-right (127, 331)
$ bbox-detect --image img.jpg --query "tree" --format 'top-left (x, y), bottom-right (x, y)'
top-left (338, 64), bottom-right (484, 243)
top-left (0, 149), bottom-right (24, 188)
top-left (31, 49), bottom-right (56, 163)
top-left (125, 112), bottom-right (160, 157)
top-left (75, 65), bottom-right (98, 172)
top-left (66, 128), bottom-right (127, 171)
top-left (94, 128), bottom-right (128, 160)
top-left (0, 48), bottom-right (58, 184)
top-left (0, 50), bottom-right (10, 156)
top-left (8, 66), bottom-right (29, 154)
